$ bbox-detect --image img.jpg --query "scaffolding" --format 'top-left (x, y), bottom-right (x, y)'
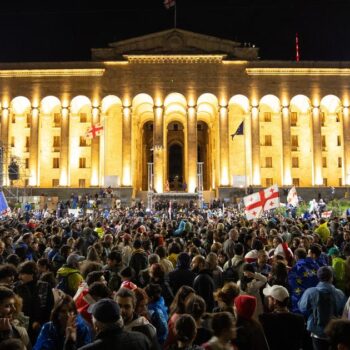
top-left (147, 162), bottom-right (154, 210)
top-left (0, 142), bottom-right (32, 203)
top-left (197, 162), bottom-right (204, 209)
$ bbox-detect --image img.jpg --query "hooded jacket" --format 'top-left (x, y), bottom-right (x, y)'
top-left (56, 265), bottom-right (83, 296)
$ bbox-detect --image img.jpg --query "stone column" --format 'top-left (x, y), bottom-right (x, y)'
top-left (342, 106), bottom-right (350, 185)
top-left (122, 105), bottom-right (132, 186)
top-left (312, 106), bottom-right (323, 185)
top-left (59, 107), bottom-right (70, 186)
top-left (251, 106), bottom-right (260, 185)
top-left (29, 107), bottom-right (39, 186)
top-left (90, 107), bottom-right (100, 186)
top-left (1, 107), bottom-right (9, 185)
top-left (282, 106), bottom-right (292, 186)
top-left (153, 105), bottom-right (164, 193)
top-left (219, 105), bottom-right (229, 186)
top-left (187, 105), bottom-right (197, 193)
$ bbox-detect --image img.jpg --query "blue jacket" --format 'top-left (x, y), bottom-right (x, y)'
top-left (288, 257), bottom-right (319, 313)
top-left (174, 220), bottom-right (186, 236)
top-left (33, 314), bottom-right (93, 350)
top-left (148, 297), bottom-right (168, 344)
top-left (298, 281), bottom-right (346, 337)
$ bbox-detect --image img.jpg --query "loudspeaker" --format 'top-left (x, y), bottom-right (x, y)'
top-left (8, 161), bottom-right (19, 181)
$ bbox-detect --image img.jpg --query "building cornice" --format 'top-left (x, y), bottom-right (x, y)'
top-left (246, 68), bottom-right (350, 76)
top-left (0, 68), bottom-right (105, 78)
top-left (124, 55), bottom-right (225, 64)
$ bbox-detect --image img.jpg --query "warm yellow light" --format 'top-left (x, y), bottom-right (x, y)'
top-left (188, 176), bottom-right (197, 193)
top-left (60, 169), bottom-right (68, 186)
top-left (122, 166), bottom-right (131, 186)
top-left (246, 68), bottom-right (350, 76)
top-left (0, 69), bottom-right (105, 77)
top-left (91, 170), bottom-right (99, 186)
top-left (221, 167), bottom-right (229, 186)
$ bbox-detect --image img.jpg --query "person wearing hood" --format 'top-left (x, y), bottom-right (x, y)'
top-left (116, 288), bottom-right (160, 350)
top-left (145, 284), bottom-right (168, 345)
top-left (168, 253), bottom-right (195, 294)
top-left (56, 254), bottom-right (84, 297)
top-left (315, 219), bottom-right (331, 244)
top-left (192, 255), bottom-right (215, 312)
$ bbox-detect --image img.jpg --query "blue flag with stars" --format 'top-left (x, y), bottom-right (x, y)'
top-left (0, 191), bottom-right (10, 216)
top-left (231, 121), bottom-right (244, 140)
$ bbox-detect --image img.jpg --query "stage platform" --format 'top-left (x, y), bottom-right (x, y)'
top-left (152, 192), bottom-right (199, 203)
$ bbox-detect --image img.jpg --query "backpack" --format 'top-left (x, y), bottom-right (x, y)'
top-left (313, 290), bottom-right (337, 328)
top-left (222, 258), bottom-right (244, 283)
top-left (56, 271), bottom-right (79, 296)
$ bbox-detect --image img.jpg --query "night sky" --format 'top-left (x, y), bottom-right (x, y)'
top-left (0, 0), bottom-right (349, 62)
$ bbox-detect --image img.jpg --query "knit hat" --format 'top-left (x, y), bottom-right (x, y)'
top-left (234, 295), bottom-right (256, 319)
top-left (317, 266), bottom-right (333, 282)
top-left (90, 298), bottom-right (120, 323)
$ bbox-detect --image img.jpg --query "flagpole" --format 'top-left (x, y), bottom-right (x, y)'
top-left (174, 2), bottom-right (177, 28)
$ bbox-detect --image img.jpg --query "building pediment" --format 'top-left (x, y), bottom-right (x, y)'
top-left (91, 28), bottom-right (258, 61)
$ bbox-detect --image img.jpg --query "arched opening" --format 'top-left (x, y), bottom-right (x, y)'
top-left (142, 121), bottom-right (153, 190)
top-left (168, 143), bottom-right (183, 190)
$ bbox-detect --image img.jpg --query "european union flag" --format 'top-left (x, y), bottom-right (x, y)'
top-left (0, 191), bottom-right (10, 216)
top-left (231, 121), bottom-right (244, 140)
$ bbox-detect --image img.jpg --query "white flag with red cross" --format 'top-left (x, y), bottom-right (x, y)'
top-left (244, 185), bottom-right (280, 220)
top-left (86, 124), bottom-right (104, 139)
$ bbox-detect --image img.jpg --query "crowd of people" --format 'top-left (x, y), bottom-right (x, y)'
top-left (0, 197), bottom-right (350, 350)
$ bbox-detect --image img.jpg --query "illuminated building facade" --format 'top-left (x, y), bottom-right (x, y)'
top-left (1, 29), bottom-right (350, 199)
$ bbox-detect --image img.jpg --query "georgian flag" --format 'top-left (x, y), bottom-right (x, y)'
top-left (321, 210), bottom-right (332, 218)
top-left (244, 185), bottom-right (280, 220)
top-left (164, 0), bottom-right (175, 9)
top-left (0, 191), bottom-right (11, 216)
top-left (287, 186), bottom-right (299, 207)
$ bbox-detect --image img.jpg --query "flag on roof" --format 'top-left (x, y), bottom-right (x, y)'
top-left (164, 0), bottom-right (175, 9)
top-left (0, 191), bottom-right (10, 216)
top-left (86, 124), bottom-right (103, 139)
top-left (231, 121), bottom-right (244, 140)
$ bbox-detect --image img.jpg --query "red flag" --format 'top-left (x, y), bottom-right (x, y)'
top-left (86, 124), bottom-right (103, 139)
top-left (164, 0), bottom-right (175, 9)
top-left (296, 33), bottom-right (300, 62)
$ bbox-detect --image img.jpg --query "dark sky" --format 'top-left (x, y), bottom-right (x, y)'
top-left (0, 0), bottom-right (349, 62)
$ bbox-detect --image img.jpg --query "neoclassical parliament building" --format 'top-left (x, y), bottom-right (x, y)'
top-left (1, 28), bottom-right (350, 200)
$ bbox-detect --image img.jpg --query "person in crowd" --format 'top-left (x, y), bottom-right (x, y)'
top-left (33, 294), bottom-right (92, 350)
top-left (0, 286), bottom-right (30, 348)
top-left (222, 243), bottom-right (245, 283)
top-left (0, 264), bottom-right (17, 287)
top-left (268, 261), bottom-right (289, 289)
top-left (191, 255), bottom-right (215, 312)
top-left (213, 282), bottom-right (240, 314)
top-left (325, 319), bottom-right (350, 350)
top-left (233, 295), bottom-right (269, 350)
top-left (103, 250), bottom-right (122, 292)
top-left (184, 294), bottom-right (212, 346)
top-left (315, 219), bottom-right (331, 244)
top-left (116, 288), bottom-right (159, 350)
top-left (259, 284), bottom-right (305, 350)
top-left (56, 254), bottom-right (84, 297)
top-left (168, 253), bottom-right (195, 294)
top-left (288, 247), bottom-right (319, 313)
top-left (202, 312), bottom-right (237, 350)
top-left (65, 298), bottom-right (150, 350)
top-left (328, 247), bottom-right (346, 291)
top-left (251, 250), bottom-right (272, 277)
top-left (206, 252), bottom-right (223, 289)
top-left (298, 266), bottom-right (347, 350)
top-left (129, 240), bottom-right (148, 280)
top-left (149, 263), bottom-right (174, 307)
top-left (155, 246), bottom-right (174, 274)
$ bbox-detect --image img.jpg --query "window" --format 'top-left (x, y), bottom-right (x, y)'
top-left (53, 113), bottom-right (61, 127)
top-left (292, 178), bottom-right (300, 187)
top-left (322, 135), bottom-right (326, 151)
top-left (26, 114), bottom-right (30, 127)
top-left (323, 178), bottom-right (328, 186)
top-left (174, 124), bottom-right (178, 131)
top-left (52, 179), bottom-right (59, 187)
top-left (25, 158), bottom-right (29, 169)
top-left (197, 124), bottom-right (202, 131)
top-left (265, 178), bottom-right (273, 187)
top-left (264, 112), bottom-right (271, 122)
top-left (25, 137), bottom-right (30, 152)
top-left (265, 157), bottom-right (272, 168)
top-left (79, 179), bottom-right (86, 188)
top-left (321, 112), bottom-right (325, 127)
top-left (322, 157), bottom-right (327, 168)
top-left (337, 135), bottom-right (341, 146)
top-left (291, 135), bottom-right (299, 151)
top-left (291, 112), bottom-right (298, 126)
top-left (80, 113), bottom-right (87, 123)
top-left (264, 135), bottom-right (272, 146)
top-left (338, 157), bottom-right (342, 168)
top-left (53, 158), bottom-right (60, 169)
top-left (80, 136), bottom-right (87, 147)
top-left (79, 158), bottom-right (86, 168)
top-left (53, 136), bottom-right (60, 151)
top-left (292, 157), bottom-right (299, 168)
top-left (11, 114), bottom-right (15, 123)
top-left (11, 137), bottom-right (15, 148)
top-left (339, 178), bottom-right (343, 186)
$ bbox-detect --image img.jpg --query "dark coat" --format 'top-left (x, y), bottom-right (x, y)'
top-left (168, 268), bottom-right (195, 294)
top-left (193, 269), bottom-right (215, 312)
top-left (76, 327), bottom-right (150, 350)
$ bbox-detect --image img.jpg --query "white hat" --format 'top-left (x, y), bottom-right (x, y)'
top-left (263, 284), bottom-right (289, 302)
